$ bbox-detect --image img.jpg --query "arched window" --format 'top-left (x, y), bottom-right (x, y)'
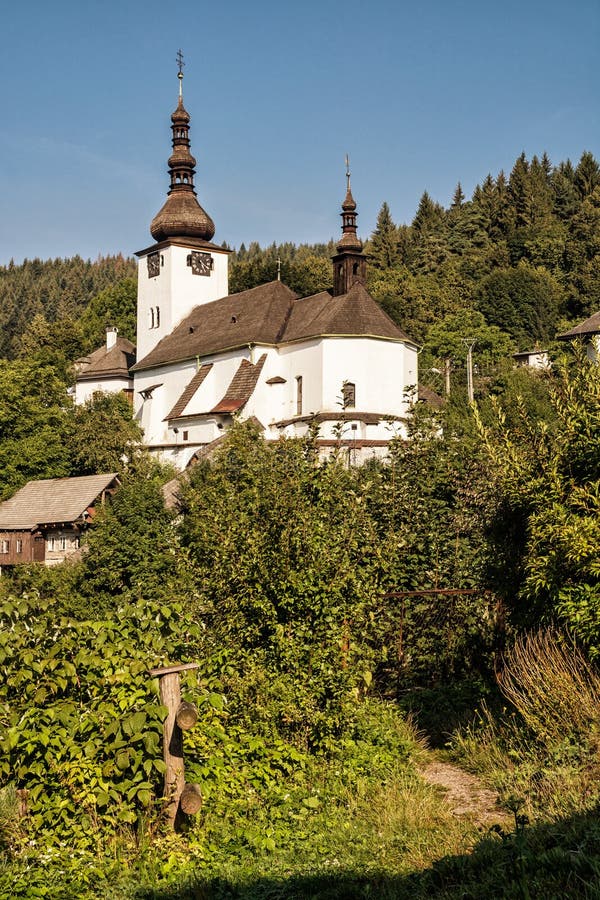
top-left (296, 375), bottom-right (303, 416)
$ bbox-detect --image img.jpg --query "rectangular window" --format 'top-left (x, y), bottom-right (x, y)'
top-left (0, 540), bottom-right (9, 554)
top-left (296, 376), bottom-right (303, 416)
top-left (183, 430), bottom-right (189, 441)
top-left (48, 537), bottom-right (55, 551)
top-left (58, 536), bottom-right (67, 551)
top-left (16, 540), bottom-right (22, 554)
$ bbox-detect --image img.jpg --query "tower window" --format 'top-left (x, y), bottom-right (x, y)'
top-left (149, 307), bottom-right (155, 329)
top-left (155, 306), bottom-right (160, 327)
top-left (342, 381), bottom-right (356, 409)
top-left (296, 376), bottom-right (303, 416)
top-left (352, 262), bottom-right (359, 275)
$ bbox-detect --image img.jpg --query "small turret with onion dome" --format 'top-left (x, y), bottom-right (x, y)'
top-left (332, 156), bottom-right (367, 296)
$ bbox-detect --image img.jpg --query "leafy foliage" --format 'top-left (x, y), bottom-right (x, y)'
top-left (0, 593), bottom-right (197, 844)
top-left (479, 347), bottom-right (600, 651)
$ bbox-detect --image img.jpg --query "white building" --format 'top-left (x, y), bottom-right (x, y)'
top-left (77, 72), bottom-right (419, 469)
top-left (557, 311), bottom-right (600, 362)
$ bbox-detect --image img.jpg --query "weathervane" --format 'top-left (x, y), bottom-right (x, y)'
top-left (176, 49), bottom-right (185, 96)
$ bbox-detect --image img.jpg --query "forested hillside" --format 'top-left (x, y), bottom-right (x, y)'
top-left (0, 255), bottom-right (136, 359)
top-left (2, 151), bottom-right (598, 374)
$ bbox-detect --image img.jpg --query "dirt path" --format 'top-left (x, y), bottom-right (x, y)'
top-left (420, 760), bottom-right (511, 828)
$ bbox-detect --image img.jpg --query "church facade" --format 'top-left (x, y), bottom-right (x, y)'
top-left (76, 72), bottom-right (419, 469)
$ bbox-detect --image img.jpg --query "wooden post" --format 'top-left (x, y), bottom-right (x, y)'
top-left (149, 662), bottom-right (199, 830)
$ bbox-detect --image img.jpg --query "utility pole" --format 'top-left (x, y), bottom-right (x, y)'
top-left (444, 358), bottom-right (451, 397)
top-left (463, 339), bottom-right (476, 403)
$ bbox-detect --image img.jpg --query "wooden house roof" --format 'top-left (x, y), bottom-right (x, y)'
top-left (281, 282), bottom-right (413, 344)
top-left (75, 338), bottom-right (136, 380)
top-left (557, 310), bottom-right (600, 340)
top-left (132, 281), bottom-right (297, 371)
top-left (0, 473), bottom-right (119, 530)
top-left (133, 280), bottom-right (414, 373)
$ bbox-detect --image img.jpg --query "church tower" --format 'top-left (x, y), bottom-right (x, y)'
top-left (135, 55), bottom-right (230, 363)
top-left (331, 160), bottom-right (367, 296)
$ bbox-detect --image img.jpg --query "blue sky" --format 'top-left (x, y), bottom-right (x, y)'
top-left (1, 0), bottom-right (598, 264)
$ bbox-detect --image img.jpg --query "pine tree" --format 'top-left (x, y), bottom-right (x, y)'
top-left (369, 202), bottom-right (399, 269)
top-left (574, 151), bottom-right (600, 199)
top-left (509, 153), bottom-right (532, 229)
top-left (451, 183), bottom-right (465, 209)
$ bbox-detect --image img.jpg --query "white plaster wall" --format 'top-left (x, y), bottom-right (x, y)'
top-left (321, 338), bottom-right (414, 416)
top-left (275, 340), bottom-right (324, 419)
top-left (134, 347), bottom-right (254, 447)
top-left (75, 376), bottom-right (132, 405)
top-left (587, 337), bottom-right (599, 362)
top-left (136, 244), bottom-right (229, 361)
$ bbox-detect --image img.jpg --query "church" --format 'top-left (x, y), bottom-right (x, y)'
top-left (75, 69), bottom-right (419, 469)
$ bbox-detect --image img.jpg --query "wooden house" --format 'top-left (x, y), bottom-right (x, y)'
top-left (0, 473), bottom-right (119, 569)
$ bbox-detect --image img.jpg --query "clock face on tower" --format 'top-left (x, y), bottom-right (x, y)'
top-left (189, 251), bottom-right (213, 276)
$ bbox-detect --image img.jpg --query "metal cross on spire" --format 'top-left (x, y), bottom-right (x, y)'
top-left (176, 49), bottom-right (185, 96)
top-left (345, 154), bottom-right (351, 191)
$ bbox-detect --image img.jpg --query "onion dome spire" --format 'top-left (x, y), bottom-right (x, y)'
top-left (150, 53), bottom-right (215, 243)
top-left (336, 155), bottom-right (363, 253)
top-left (332, 156), bottom-right (367, 296)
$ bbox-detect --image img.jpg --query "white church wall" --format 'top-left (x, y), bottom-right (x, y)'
top-left (75, 376), bottom-right (132, 406)
top-left (321, 337), bottom-right (413, 417)
top-left (275, 340), bottom-right (324, 419)
top-left (136, 244), bottom-right (229, 361)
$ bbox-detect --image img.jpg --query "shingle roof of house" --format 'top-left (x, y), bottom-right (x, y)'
top-left (418, 385), bottom-right (444, 408)
top-left (0, 474), bottom-right (119, 530)
top-left (557, 311), bottom-right (600, 340)
top-left (282, 282), bottom-right (413, 344)
top-left (132, 281), bottom-right (297, 371)
top-left (75, 338), bottom-right (136, 380)
top-left (211, 354), bottom-right (267, 413)
top-left (164, 363), bottom-right (213, 420)
top-left (133, 280), bottom-right (415, 372)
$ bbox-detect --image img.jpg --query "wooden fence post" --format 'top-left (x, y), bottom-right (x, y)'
top-left (149, 662), bottom-right (200, 830)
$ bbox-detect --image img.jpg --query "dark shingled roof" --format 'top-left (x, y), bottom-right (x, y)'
top-left (164, 363), bottom-right (213, 420)
top-left (212, 354), bottom-right (267, 413)
top-left (0, 474), bottom-right (119, 530)
top-left (418, 385), bottom-right (444, 408)
top-left (557, 311), bottom-right (600, 340)
top-left (132, 281), bottom-right (298, 371)
top-left (133, 280), bottom-right (414, 373)
top-left (75, 338), bottom-right (136, 380)
top-left (282, 282), bottom-right (412, 343)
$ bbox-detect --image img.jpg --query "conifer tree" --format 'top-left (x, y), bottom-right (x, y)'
top-left (509, 153), bottom-right (532, 229)
top-left (574, 151), bottom-right (600, 199)
top-left (451, 183), bottom-right (465, 209)
top-left (369, 202), bottom-right (399, 269)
